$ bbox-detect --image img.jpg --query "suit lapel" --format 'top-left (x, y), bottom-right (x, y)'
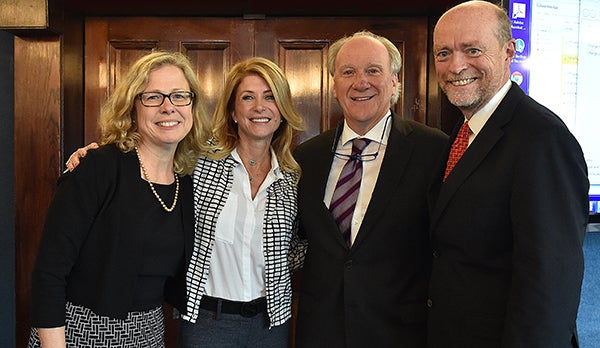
top-left (302, 130), bottom-right (349, 247)
top-left (307, 130), bottom-right (336, 206)
top-left (430, 83), bottom-right (523, 232)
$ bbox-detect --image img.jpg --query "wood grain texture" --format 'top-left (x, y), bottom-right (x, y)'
top-left (14, 35), bottom-right (61, 348)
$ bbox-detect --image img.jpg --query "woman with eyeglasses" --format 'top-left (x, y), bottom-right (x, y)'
top-left (65, 56), bottom-right (306, 347)
top-left (27, 51), bottom-right (210, 348)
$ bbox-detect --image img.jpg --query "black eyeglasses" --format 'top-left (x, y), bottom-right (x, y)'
top-left (138, 91), bottom-right (194, 107)
top-left (332, 114), bottom-right (391, 162)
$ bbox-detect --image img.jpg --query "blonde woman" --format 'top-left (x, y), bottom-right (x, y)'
top-left (177, 57), bottom-right (305, 348)
top-left (66, 57), bottom-right (306, 347)
top-left (28, 51), bottom-right (210, 348)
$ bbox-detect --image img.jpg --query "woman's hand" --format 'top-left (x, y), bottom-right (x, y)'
top-left (64, 142), bottom-right (99, 172)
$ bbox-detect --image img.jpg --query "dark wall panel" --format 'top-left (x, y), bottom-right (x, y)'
top-left (0, 29), bottom-right (15, 348)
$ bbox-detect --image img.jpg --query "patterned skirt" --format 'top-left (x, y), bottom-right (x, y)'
top-left (28, 302), bottom-right (165, 348)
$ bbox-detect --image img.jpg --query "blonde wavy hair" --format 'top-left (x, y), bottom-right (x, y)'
top-left (98, 50), bottom-right (210, 175)
top-left (204, 57), bottom-right (304, 177)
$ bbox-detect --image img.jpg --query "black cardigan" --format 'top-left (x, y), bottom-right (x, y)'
top-left (31, 144), bottom-right (194, 327)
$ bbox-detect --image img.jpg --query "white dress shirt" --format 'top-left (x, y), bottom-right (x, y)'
top-left (324, 112), bottom-right (392, 245)
top-left (204, 148), bottom-right (279, 301)
top-left (466, 79), bottom-right (512, 145)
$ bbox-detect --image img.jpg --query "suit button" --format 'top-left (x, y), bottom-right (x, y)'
top-left (345, 260), bottom-right (353, 269)
top-left (427, 299), bottom-right (433, 308)
top-left (432, 250), bottom-right (440, 258)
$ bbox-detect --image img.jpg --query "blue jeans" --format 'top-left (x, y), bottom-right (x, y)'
top-left (177, 308), bottom-right (290, 348)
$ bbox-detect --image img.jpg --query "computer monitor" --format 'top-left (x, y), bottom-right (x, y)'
top-left (504, 0), bottom-right (600, 223)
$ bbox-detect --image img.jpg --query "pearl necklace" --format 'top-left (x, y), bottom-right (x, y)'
top-left (134, 147), bottom-right (179, 212)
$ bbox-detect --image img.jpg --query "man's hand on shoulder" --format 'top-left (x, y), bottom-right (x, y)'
top-left (64, 142), bottom-right (99, 173)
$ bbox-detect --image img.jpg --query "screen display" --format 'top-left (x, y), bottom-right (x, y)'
top-left (507, 0), bottom-right (600, 216)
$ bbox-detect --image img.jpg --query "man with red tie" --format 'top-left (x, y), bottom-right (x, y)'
top-left (427, 2), bottom-right (589, 347)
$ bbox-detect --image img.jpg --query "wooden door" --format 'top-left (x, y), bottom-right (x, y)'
top-left (85, 16), bottom-right (427, 145)
top-left (84, 16), bottom-right (428, 347)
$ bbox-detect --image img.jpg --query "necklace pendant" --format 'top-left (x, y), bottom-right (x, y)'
top-left (249, 160), bottom-right (257, 166)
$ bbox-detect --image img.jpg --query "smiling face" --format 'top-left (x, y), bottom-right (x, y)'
top-left (332, 36), bottom-right (398, 135)
top-left (433, 3), bottom-right (515, 118)
top-left (135, 64), bottom-right (194, 150)
top-left (231, 74), bottom-right (282, 144)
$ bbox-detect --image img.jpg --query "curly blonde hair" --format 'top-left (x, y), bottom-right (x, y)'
top-left (98, 50), bottom-right (210, 175)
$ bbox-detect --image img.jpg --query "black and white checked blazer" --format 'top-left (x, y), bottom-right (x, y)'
top-left (181, 154), bottom-right (304, 327)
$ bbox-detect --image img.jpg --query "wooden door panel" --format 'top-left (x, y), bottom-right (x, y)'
top-left (85, 41), bottom-right (157, 143)
top-left (182, 42), bottom-right (232, 118)
top-left (109, 42), bottom-right (157, 90)
top-left (277, 41), bottom-right (330, 144)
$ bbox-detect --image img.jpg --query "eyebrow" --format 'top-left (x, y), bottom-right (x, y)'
top-left (239, 88), bottom-right (273, 94)
top-left (459, 41), bottom-right (482, 48)
top-left (434, 41), bottom-right (483, 52)
top-left (338, 62), bottom-right (385, 70)
top-left (142, 88), bottom-right (188, 93)
top-left (367, 63), bottom-right (385, 69)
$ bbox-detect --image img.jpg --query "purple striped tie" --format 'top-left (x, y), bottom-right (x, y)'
top-left (330, 138), bottom-right (371, 246)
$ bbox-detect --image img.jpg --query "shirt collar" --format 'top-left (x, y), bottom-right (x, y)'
top-left (339, 110), bottom-right (392, 148)
top-left (467, 79), bottom-right (512, 136)
top-left (269, 147), bottom-right (283, 179)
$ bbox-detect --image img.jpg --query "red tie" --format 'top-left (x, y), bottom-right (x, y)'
top-left (444, 121), bottom-right (471, 181)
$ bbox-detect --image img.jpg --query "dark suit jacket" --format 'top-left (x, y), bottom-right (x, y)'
top-left (427, 83), bottom-right (589, 348)
top-left (294, 112), bottom-right (448, 348)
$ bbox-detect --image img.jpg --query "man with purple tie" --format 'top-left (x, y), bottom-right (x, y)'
top-left (293, 30), bottom-right (448, 348)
